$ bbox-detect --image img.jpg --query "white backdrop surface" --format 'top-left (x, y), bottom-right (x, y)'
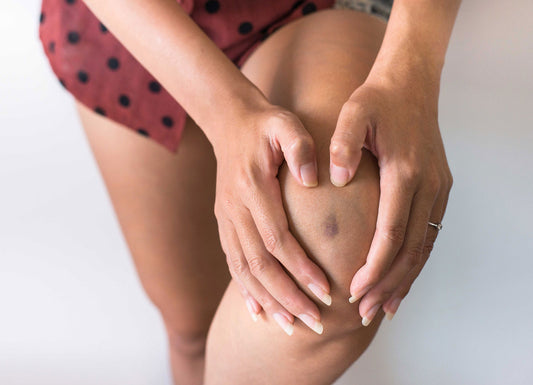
top-left (1, 1), bottom-right (532, 384)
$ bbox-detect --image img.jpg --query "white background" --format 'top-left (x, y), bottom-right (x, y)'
top-left (1, 0), bottom-right (532, 384)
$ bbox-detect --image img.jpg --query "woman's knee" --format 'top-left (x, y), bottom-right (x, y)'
top-left (278, 145), bottom-right (381, 337)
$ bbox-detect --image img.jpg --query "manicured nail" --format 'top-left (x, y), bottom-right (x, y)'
top-left (273, 312), bottom-right (294, 336)
top-left (362, 304), bottom-right (381, 327)
top-left (385, 298), bottom-right (402, 320)
top-left (348, 285), bottom-right (368, 303)
top-left (300, 162), bottom-right (318, 187)
top-left (330, 163), bottom-right (349, 187)
top-left (298, 313), bottom-right (324, 335)
top-left (348, 294), bottom-right (360, 304)
top-left (308, 283), bottom-right (332, 306)
top-left (245, 298), bottom-right (258, 322)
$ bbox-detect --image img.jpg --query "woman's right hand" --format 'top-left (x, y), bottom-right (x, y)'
top-left (211, 101), bottom-right (332, 335)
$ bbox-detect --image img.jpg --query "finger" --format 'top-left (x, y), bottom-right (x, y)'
top-left (349, 168), bottom-right (416, 303)
top-left (232, 207), bottom-right (325, 335)
top-left (244, 176), bottom-right (332, 307)
top-left (356, 183), bottom-right (439, 325)
top-left (268, 113), bottom-right (318, 187)
top-left (218, 220), bottom-right (263, 320)
top-left (222, 218), bottom-right (297, 335)
top-left (382, 185), bottom-right (449, 319)
top-left (329, 100), bottom-right (369, 187)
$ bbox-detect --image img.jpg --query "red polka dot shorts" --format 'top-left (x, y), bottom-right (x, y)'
top-left (38, 0), bottom-right (391, 154)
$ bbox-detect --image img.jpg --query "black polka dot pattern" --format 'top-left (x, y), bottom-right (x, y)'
top-left (238, 22), bottom-right (253, 35)
top-left (291, 0), bottom-right (305, 11)
top-left (118, 94), bottom-right (130, 107)
top-left (148, 81), bottom-right (161, 93)
top-left (137, 129), bottom-right (150, 137)
top-left (205, 0), bottom-right (220, 14)
top-left (39, 0), bottom-right (376, 155)
top-left (94, 106), bottom-right (106, 116)
top-left (107, 57), bottom-right (120, 70)
top-left (67, 31), bottom-right (80, 44)
top-left (161, 116), bottom-right (174, 128)
top-left (302, 2), bottom-right (317, 14)
top-left (77, 70), bottom-right (89, 83)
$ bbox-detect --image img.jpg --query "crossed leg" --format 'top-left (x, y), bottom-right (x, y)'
top-left (204, 9), bottom-right (388, 384)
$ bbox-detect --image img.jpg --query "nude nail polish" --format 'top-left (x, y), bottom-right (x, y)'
top-left (300, 162), bottom-right (318, 187)
top-left (273, 312), bottom-right (294, 336)
top-left (298, 313), bottom-right (324, 335)
top-left (308, 283), bottom-right (332, 306)
top-left (330, 163), bottom-right (349, 187)
top-left (362, 304), bottom-right (381, 327)
top-left (386, 298), bottom-right (402, 320)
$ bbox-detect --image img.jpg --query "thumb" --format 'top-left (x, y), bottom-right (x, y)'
top-left (271, 116), bottom-right (318, 187)
top-left (329, 102), bottom-right (368, 187)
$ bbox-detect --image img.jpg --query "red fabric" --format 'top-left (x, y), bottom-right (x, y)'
top-left (38, 0), bottom-right (335, 153)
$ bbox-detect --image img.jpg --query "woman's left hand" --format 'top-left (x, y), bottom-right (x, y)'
top-left (328, 75), bottom-right (453, 324)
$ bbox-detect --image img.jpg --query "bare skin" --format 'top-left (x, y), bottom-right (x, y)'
top-left (74, 4), bottom-right (456, 384)
top-left (76, 8), bottom-right (386, 384)
top-left (204, 9), bottom-right (387, 384)
top-left (75, 99), bottom-right (229, 384)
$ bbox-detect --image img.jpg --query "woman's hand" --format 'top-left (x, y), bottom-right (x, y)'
top-left (211, 101), bottom-right (332, 335)
top-left (329, 76), bottom-right (453, 325)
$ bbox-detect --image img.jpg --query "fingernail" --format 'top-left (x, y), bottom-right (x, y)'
top-left (362, 304), bottom-right (381, 327)
top-left (330, 163), bottom-right (349, 187)
top-left (300, 162), bottom-right (318, 187)
top-left (273, 312), bottom-right (294, 336)
top-left (245, 298), bottom-right (258, 322)
top-left (386, 298), bottom-right (402, 320)
top-left (348, 285), bottom-right (369, 303)
top-left (298, 313), bottom-right (324, 335)
top-left (308, 283), bottom-right (332, 306)
top-left (348, 294), bottom-right (360, 304)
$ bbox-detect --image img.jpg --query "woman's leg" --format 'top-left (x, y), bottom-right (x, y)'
top-left (204, 9), bottom-right (387, 384)
top-left (75, 100), bottom-right (230, 385)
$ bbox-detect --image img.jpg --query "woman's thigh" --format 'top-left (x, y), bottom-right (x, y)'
top-left (205, 8), bottom-right (387, 384)
top-left (75, 100), bottom-right (231, 337)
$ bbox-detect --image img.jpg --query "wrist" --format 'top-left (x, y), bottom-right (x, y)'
top-left (203, 83), bottom-right (273, 150)
top-left (365, 52), bottom-right (441, 108)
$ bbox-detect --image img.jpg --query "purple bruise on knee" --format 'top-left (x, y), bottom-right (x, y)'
top-left (323, 213), bottom-right (339, 238)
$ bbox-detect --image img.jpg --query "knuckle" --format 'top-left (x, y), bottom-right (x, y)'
top-left (405, 243), bottom-right (424, 267)
top-left (380, 224), bottom-right (406, 245)
top-left (289, 135), bottom-right (314, 156)
top-left (447, 172), bottom-right (454, 189)
top-left (278, 294), bottom-right (297, 311)
top-left (423, 240), bottom-right (435, 256)
top-left (342, 99), bottom-right (363, 114)
top-left (262, 227), bottom-right (283, 254)
top-left (254, 293), bottom-right (271, 309)
top-left (400, 285), bottom-right (411, 298)
top-left (377, 288), bottom-right (396, 302)
top-left (231, 258), bottom-right (248, 276)
top-left (329, 138), bottom-right (352, 161)
top-left (403, 165), bottom-right (421, 184)
top-left (236, 167), bottom-right (254, 192)
top-left (221, 195), bottom-right (237, 213)
top-left (248, 255), bottom-right (268, 276)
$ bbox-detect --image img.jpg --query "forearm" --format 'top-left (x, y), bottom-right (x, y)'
top-left (367, 0), bottom-right (462, 94)
top-left (82, 0), bottom-right (270, 145)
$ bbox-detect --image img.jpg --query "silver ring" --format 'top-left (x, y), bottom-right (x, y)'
top-left (428, 221), bottom-right (443, 231)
